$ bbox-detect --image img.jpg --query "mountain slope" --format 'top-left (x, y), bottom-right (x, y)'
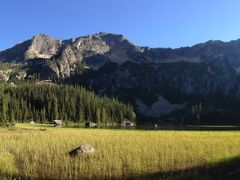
top-left (1, 33), bottom-right (240, 124)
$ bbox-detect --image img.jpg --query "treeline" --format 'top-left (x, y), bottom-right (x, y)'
top-left (0, 83), bottom-right (135, 126)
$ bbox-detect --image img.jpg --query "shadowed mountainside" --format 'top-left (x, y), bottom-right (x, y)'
top-left (1, 33), bottom-right (240, 124)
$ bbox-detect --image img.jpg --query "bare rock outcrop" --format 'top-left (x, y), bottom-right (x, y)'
top-left (68, 145), bottom-right (96, 157)
top-left (58, 46), bottom-right (77, 77)
top-left (0, 70), bottom-right (11, 81)
top-left (25, 34), bottom-right (62, 60)
top-left (15, 71), bottom-right (27, 80)
top-left (72, 34), bottom-right (110, 59)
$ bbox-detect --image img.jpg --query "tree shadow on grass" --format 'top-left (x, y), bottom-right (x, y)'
top-left (3, 154), bottom-right (240, 179)
top-left (128, 156), bottom-right (240, 180)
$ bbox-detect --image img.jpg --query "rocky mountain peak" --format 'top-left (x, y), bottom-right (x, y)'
top-left (25, 34), bottom-right (62, 60)
top-left (2, 32), bottom-right (240, 77)
top-left (96, 32), bottom-right (133, 46)
top-left (31, 33), bottom-right (55, 40)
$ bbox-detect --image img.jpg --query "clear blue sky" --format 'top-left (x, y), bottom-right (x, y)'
top-left (1, 0), bottom-right (240, 50)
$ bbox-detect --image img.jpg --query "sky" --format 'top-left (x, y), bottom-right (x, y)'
top-left (1, 0), bottom-right (240, 50)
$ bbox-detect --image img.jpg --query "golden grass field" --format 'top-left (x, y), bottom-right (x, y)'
top-left (0, 124), bottom-right (240, 179)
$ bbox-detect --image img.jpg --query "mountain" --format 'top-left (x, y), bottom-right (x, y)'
top-left (0, 33), bottom-right (145, 77)
top-left (1, 33), bottom-right (240, 125)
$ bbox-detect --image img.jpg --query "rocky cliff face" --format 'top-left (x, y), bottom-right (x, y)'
top-left (0, 33), bottom-right (144, 77)
top-left (1, 33), bottom-right (240, 122)
top-left (25, 34), bottom-right (62, 60)
top-left (2, 33), bottom-right (240, 71)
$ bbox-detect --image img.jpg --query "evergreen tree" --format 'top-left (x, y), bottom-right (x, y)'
top-left (0, 82), bottom-right (135, 126)
top-left (52, 97), bottom-right (58, 120)
top-left (0, 94), bottom-right (7, 125)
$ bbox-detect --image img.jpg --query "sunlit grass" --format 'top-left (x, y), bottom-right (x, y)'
top-left (0, 124), bottom-right (240, 179)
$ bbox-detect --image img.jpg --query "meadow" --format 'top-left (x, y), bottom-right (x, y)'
top-left (0, 124), bottom-right (240, 179)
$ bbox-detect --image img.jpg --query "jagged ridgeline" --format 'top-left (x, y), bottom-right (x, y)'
top-left (0, 83), bottom-right (135, 126)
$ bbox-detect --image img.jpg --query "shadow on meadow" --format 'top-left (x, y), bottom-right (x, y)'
top-left (128, 156), bottom-right (240, 180)
top-left (1, 155), bottom-right (240, 180)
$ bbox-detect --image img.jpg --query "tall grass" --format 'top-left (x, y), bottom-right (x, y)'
top-left (0, 124), bottom-right (240, 179)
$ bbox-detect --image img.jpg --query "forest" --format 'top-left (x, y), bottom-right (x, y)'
top-left (0, 82), bottom-right (135, 126)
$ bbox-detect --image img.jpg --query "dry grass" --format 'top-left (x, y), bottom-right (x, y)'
top-left (0, 124), bottom-right (240, 179)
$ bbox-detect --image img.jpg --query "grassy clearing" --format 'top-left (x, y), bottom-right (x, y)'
top-left (0, 124), bottom-right (240, 179)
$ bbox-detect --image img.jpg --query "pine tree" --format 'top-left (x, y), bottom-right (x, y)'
top-left (0, 83), bottom-right (135, 126)
top-left (0, 94), bottom-right (7, 126)
top-left (96, 108), bottom-right (101, 125)
top-left (52, 97), bottom-right (58, 120)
